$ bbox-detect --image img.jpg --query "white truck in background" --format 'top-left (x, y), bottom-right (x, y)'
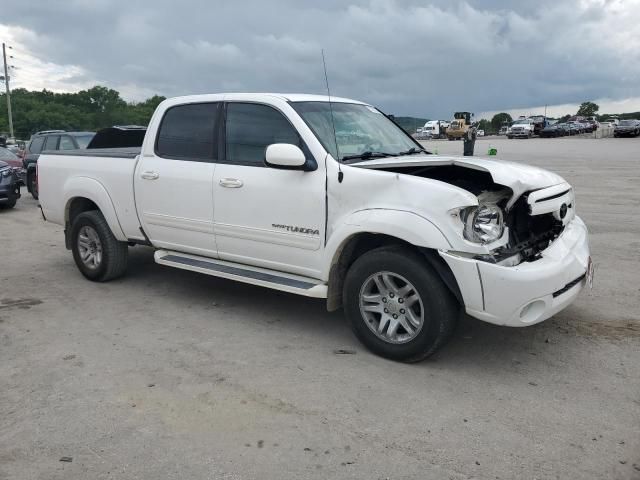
top-left (421, 120), bottom-right (450, 139)
top-left (38, 93), bottom-right (592, 362)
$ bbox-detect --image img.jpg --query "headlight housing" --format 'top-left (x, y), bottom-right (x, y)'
top-left (0, 167), bottom-right (13, 178)
top-left (461, 204), bottom-right (505, 244)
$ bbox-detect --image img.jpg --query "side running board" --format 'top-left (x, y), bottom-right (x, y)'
top-left (154, 250), bottom-right (327, 298)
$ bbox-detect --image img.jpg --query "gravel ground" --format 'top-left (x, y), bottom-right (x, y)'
top-left (1, 136), bottom-right (639, 479)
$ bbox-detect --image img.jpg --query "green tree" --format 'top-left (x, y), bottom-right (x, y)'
top-left (576, 101), bottom-right (599, 117)
top-left (477, 119), bottom-right (492, 134)
top-left (0, 86), bottom-right (166, 139)
top-left (490, 113), bottom-right (512, 132)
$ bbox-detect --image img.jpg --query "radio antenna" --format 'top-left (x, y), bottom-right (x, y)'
top-left (322, 49), bottom-right (343, 183)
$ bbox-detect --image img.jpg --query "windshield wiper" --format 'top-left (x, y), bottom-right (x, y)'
top-left (396, 147), bottom-right (427, 156)
top-left (340, 151), bottom-right (395, 163)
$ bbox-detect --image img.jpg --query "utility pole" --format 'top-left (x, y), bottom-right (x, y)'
top-left (2, 43), bottom-right (14, 140)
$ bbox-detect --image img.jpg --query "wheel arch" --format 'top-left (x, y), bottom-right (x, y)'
top-left (63, 178), bottom-right (127, 248)
top-left (325, 229), bottom-right (462, 312)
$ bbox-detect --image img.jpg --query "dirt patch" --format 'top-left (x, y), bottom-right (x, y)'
top-left (557, 318), bottom-right (640, 340)
top-left (0, 298), bottom-right (43, 311)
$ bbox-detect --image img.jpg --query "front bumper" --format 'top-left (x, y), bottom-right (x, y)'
top-left (440, 216), bottom-right (590, 327)
top-left (614, 129), bottom-right (637, 136)
top-left (511, 130), bottom-right (532, 137)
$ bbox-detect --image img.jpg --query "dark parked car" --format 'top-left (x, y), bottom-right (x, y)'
top-left (0, 146), bottom-right (26, 185)
top-left (540, 124), bottom-right (564, 138)
top-left (554, 123), bottom-right (572, 136)
top-left (0, 159), bottom-right (21, 209)
top-left (614, 119), bottom-right (640, 137)
top-left (22, 131), bottom-right (95, 199)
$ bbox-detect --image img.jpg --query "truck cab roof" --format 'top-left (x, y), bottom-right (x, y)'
top-left (165, 93), bottom-right (368, 106)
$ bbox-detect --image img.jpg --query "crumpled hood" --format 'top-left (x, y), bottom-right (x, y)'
top-left (353, 154), bottom-right (566, 207)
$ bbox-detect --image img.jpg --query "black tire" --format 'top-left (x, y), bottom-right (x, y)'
top-left (27, 171), bottom-right (38, 200)
top-left (0, 186), bottom-right (19, 209)
top-left (343, 245), bottom-right (459, 362)
top-left (70, 210), bottom-right (128, 282)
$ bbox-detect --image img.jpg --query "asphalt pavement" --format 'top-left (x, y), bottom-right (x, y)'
top-left (1, 136), bottom-right (639, 479)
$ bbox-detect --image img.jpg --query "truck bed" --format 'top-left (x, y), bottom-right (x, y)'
top-left (38, 149), bottom-right (143, 241)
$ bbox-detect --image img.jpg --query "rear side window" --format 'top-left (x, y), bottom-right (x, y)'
top-left (225, 103), bottom-right (301, 166)
top-left (156, 103), bottom-right (219, 161)
top-left (29, 136), bottom-right (45, 154)
top-left (44, 135), bottom-right (59, 151)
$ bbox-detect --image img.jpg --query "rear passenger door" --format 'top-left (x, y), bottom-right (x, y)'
top-left (134, 102), bottom-right (221, 257)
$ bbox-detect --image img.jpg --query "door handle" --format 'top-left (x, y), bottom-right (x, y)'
top-left (141, 171), bottom-right (160, 180)
top-left (219, 178), bottom-right (243, 188)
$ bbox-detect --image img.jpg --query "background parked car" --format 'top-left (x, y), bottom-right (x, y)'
top-left (0, 147), bottom-right (26, 185)
top-left (613, 119), bottom-right (640, 137)
top-left (0, 159), bottom-right (21, 209)
top-left (22, 131), bottom-right (95, 199)
top-left (540, 124), bottom-right (564, 138)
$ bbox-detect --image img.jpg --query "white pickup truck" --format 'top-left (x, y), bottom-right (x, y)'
top-left (38, 93), bottom-right (591, 362)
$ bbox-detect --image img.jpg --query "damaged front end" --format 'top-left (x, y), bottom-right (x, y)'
top-left (363, 161), bottom-right (574, 267)
top-left (455, 182), bottom-right (575, 266)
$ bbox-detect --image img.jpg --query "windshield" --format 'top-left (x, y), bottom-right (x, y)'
top-left (619, 120), bottom-right (635, 126)
top-left (291, 102), bottom-right (418, 161)
top-left (73, 134), bottom-right (95, 149)
top-left (513, 119), bottom-right (530, 124)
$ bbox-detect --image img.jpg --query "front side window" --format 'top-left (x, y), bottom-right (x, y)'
top-left (156, 103), bottom-right (219, 161)
top-left (59, 136), bottom-right (76, 150)
top-left (74, 134), bottom-right (95, 149)
top-left (225, 103), bottom-right (301, 166)
top-left (291, 102), bottom-right (417, 161)
top-left (29, 137), bottom-right (45, 154)
top-left (43, 135), bottom-right (59, 151)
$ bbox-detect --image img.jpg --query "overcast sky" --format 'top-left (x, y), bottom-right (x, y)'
top-left (1, 0), bottom-right (639, 118)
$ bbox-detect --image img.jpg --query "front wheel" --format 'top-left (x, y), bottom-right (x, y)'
top-left (343, 246), bottom-right (459, 362)
top-left (71, 210), bottom-right (128, 282)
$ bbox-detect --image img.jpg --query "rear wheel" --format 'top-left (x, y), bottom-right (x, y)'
top-left (71, 210), bottom-right (128, 282)
top-left (27, 171), bottom-right (38, 200)
top-left (343, 246), bottom-right (459, 362)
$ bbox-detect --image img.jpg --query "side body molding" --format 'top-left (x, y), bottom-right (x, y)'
top-left (63, 176), bottom-right (128, 241)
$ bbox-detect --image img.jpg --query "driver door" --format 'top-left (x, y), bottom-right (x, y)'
top-left (212, 102), bottom-right (325, 279)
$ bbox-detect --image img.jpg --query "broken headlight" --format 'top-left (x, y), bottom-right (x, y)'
top-left (461, 204), bottom-right (504, 244)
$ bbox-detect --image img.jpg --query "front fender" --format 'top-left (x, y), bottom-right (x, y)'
top-left (63, 176), bottom-right (127, 241)
top-left (322, 208), bottom-right (452, 278)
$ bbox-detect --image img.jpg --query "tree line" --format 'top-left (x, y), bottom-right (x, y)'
top-left (2, 88), bottom-right (639, 140)
top-left (0, 86), bottom-right (165, 140)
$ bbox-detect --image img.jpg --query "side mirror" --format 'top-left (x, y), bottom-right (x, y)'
top-left (265, 143), bottom-right (307, 169)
